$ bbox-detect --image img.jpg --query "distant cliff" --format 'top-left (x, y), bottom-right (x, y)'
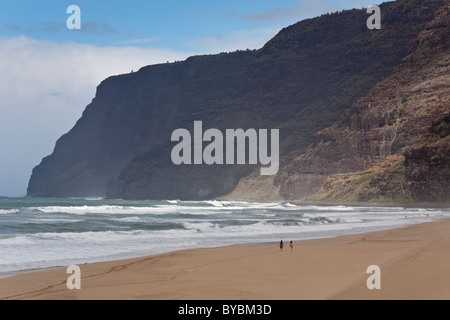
top-left (274, 1), bottom-right (450, 203)
top-left (28, 0), bottom-right (449, 202)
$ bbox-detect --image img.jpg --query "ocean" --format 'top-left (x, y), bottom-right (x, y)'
top-left (1, 197), bottom-right (449, 277)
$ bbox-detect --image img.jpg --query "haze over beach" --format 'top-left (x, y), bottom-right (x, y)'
top-left (1, 0), bottom-right (449, 302)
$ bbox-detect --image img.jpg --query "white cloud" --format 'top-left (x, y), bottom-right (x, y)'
top-left (116, 37), bottom-right (162, 45)
top-left (0, 36), bottom-right (193, 196)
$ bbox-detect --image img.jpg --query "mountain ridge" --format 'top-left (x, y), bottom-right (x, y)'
top-left (28, 0), bottom-right (449, 203)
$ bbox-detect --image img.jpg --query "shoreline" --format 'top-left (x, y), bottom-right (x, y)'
top-left (1, 219), bottom-right (450, 300)
top-left (0, 266), bottom-right (64, 280)
top-left (2, 198), bottom-right (448, 286)
top-left (0, 218), bottom-right (445, 281)
top-left (289, 200), bottom-right (450, 209)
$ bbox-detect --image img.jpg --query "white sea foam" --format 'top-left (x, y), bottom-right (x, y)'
top-left (31, 205), bottom-right (170, 215)
top-left (182, 221), bottom-right (218, 231)
top-left (31, 203), bottom-right (267, 215)
top-left (110, 216), bottom-right (142, 222)
top-left (0, 209), bottom-right (19, 214)
top-left (282, 203), bottom-right (297, 207)
top-left (0, 235), bottom-right (36, 245)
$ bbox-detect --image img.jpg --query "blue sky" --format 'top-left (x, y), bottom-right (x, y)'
top-left (0, 0), bottom-right (381, 196)
top-left (0, 0), bottom-right (381, 50)
top-left (0, 0), bottom-right (296, 50)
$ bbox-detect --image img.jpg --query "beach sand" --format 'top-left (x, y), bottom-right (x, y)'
top-left (1, 219), bottom-right (450, 300)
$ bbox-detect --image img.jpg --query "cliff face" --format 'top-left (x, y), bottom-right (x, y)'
top-left (275, 1), bottom-right (450, 203)
top-left (28, 0), bottom-right (449, 202)
top-left (28, 52), bottom-right (258, 197)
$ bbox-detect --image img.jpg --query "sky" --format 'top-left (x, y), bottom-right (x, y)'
top-left (0, 0), bottom-right (381, 197)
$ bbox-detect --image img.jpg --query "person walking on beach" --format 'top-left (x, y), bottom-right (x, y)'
top-left (280, 240), bottom-right (284, 252)
top-left (289, 241), bottom-right (293, 251)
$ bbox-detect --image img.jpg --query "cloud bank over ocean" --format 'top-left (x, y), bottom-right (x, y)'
top-left (0, 36), bottom-right (191, 196)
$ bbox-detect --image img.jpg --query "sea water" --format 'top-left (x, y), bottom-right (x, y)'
top-left (0, 197), bottom-right (449, 277)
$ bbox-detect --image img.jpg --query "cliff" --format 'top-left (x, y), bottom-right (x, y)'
top-left (274, 0), bottom-right (450, 203)
top-left (28, 0), bottom-right (449, 202)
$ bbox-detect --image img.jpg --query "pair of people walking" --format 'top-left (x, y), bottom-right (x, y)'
top-left (279, 240), bottom-right (293, 251)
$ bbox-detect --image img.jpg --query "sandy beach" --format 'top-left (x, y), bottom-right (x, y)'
top-left (1, 219), bottom-right (450, 300)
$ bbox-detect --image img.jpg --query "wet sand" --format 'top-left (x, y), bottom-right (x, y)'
top-left (1, 219), bottom-right (450, 300)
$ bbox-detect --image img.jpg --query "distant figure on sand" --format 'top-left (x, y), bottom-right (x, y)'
top-left (280, 240), bottom-right (284, 251)
top-left (289, 241), bottom-right (293, 251)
